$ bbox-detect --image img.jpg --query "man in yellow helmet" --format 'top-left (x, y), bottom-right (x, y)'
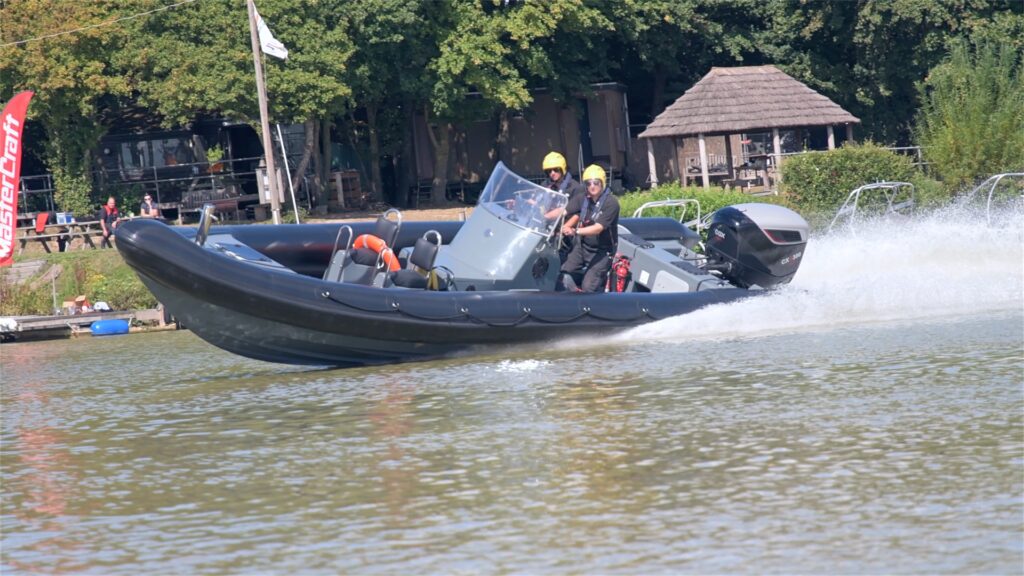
top-left (540, 151), bottom-right (584, 261)
top-left (559, 164), bottom-right (619, 292)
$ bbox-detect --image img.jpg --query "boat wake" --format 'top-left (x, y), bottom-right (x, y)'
top-left (621, 203), bottom-right (1024, 343)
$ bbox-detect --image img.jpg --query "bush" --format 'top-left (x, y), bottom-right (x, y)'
top-left (0, 273), bottom-right (54, 315)
top-left (915, 40), bottom-right (1024, 190)
top-left (281, 205), bottom-right (310, 224)
top-left (909, 173), bottom-right (949, 209)
top-left (52, 167), bottom-right (95, 217)
top-left (618, 183), bottom-right (786, 222)
top-left (780, 143), bottom-right (922, 215)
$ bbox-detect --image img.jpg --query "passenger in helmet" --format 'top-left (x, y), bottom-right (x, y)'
top-left (558, 164), bottom-right (619, 292)
top-left (539, 151), bottom-right (585, 261)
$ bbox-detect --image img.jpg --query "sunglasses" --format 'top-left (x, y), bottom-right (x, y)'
top-left (548, 167), bottom-right (563, 174)
top-left (585, 179), bottom-right (603, 187)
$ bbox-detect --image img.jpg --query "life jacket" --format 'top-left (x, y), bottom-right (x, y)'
top-left (102, 205), bottom-right (119, 222)
top-left (578, 187), bottom-right (611, 226)
top-left (577, 188), bottom-right (617, 251)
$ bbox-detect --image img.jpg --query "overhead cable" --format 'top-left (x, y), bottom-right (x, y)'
top-left (0, 0), bottom-right (201, 48)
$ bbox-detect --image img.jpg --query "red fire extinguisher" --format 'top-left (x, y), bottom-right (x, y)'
top-left (607, 254), bottom-right (631, 292)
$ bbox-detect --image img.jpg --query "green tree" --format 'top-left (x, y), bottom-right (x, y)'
top-left (339, 0), bottom-right (426, 203)
top-left (915, 40), bottom-right (1024, 190)
top-left (418, 0), bottom-right (613, 203)
top-left (0, 1), bottom-right (130, 215)
top-left (119, 0), bottom-right (353, 205)
top-left (610, 1), bottom-right (719, 116)
top-left (422, 1), bottom-right (531, 203)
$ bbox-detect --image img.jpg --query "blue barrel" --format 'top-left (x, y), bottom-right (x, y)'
top-left (90, 319), bottom-right (130, 336)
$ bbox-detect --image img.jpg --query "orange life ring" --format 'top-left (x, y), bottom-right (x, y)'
top-left (353, 234), bottom-right (400, 272)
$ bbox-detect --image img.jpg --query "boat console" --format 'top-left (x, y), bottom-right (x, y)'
top-left (432, 164), bottom-right (567, 291)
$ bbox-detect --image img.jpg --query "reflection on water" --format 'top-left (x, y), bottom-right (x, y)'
top-left (2, 310), bottom-right (1022, 574)
top-left (5, 379), bottom-right (88, 574)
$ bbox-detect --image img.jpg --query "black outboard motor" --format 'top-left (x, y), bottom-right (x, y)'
top-left (705, 203), bottom-right (808, 289)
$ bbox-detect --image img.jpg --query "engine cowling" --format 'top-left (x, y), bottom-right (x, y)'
top-left (705, 203), bottom-right (808, 289)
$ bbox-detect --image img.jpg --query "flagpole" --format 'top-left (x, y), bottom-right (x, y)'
top-left (246, 0), bottom-right (282, 224)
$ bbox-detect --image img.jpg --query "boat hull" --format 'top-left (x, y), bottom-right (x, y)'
top-left (117, 219), bottom-right (757, 366)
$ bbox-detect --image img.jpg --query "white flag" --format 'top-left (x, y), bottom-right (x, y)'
top-left (254, 3), bottom-right (289, 60)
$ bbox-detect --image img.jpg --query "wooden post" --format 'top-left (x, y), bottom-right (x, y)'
top-left (698, 133), bottom-right (710, 189)
top-left (827, 125), bottom-right (835, 150)
top-left (247, 0), bottom-right (282, 225)
top-left (646, 138), bottom-right (658, 188)
top-left (333, 172), bottom-right (346, 210)
top-left (772, 128), bottom-right (782, 186)
top-left (846, 123), bottom-right (854, 142)
top-left (672, 138), bottom-right (682, 186)
top-left (723, 134), bottom-right (735, 184)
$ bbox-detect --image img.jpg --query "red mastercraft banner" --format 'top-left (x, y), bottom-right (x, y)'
top-left (0, 91), bottom-right (34, 268)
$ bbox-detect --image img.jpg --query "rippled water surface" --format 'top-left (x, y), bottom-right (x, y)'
top-left (2, 207), bottom-right (1023, 574)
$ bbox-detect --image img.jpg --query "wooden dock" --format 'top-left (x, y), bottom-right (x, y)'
top-left (0, 310), bottom-right (158, 343)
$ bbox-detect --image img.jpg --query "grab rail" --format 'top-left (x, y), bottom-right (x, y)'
top-left (330, 224), bottom-right (355, 258)
top-left (969, 172), bottom-right (1024, 225)
top-left (195, 203), bottom-right (218, 246)
top-left (633, 198), bottom-right (702, 231)
top-left (829, 181), bottom-right (915, 233)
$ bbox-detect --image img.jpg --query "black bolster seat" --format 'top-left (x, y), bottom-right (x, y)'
top-left (350, 247), bottom-right (380, 266)
top-left (390, 231), bottom-right (443, 289)
top-left (372, 212), bottom-right (400, 247)
top-left (354, 208), bottom-right (402, 270)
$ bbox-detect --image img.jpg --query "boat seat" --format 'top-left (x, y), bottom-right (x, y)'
top-left (353, 208), bottom-right (402, 274)
top-left (323, 225), bottom-right (356, 282)
top-left (370, 208), bottom-right (402, 247)
top-left (326, 249), bottom-right (388, 287)
top-left (389, 230), bottom-right (446, 290)
top-left (341, 261), bottom-right (387, 287)
top-left (324, 209), bottom-right (402, 286)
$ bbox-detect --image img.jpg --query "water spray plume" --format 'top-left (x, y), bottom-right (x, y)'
top-left (624, 203), bottom-right (1024, 343)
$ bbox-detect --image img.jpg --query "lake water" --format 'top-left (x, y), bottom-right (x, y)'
top-left (2, 204), bottom-right (1022, 574)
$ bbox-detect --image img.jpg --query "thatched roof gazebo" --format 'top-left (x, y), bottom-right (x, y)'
top-left (639, 65), bottom-right (861, 189)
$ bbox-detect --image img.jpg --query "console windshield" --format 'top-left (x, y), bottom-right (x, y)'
top-left (478, 162), bottom-right (568, 235)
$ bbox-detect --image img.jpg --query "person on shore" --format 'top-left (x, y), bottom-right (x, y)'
top-left (558, 164), bottom-right (619, 293)
top-left (139, 194), bottom-right (159, 218)
top-left (539, 151), bottom-right (585, 261)
top-left (98, 196), bottom-right (119, 248)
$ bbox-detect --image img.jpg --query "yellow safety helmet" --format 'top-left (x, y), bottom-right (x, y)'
top-left (542, 151), bottom-right (567, 174)
top-left (582, 164), bottom-right (606, 189)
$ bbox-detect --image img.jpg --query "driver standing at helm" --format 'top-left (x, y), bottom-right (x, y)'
top-left (539, 151), bottom-right (584, 261)
top-left (559, 164), bottom-right (619, 292)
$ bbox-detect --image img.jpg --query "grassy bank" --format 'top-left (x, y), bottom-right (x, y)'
top-left (1, 249), bottom-right (157, 316)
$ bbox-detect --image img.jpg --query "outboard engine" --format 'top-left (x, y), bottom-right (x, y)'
top-left (705, 203), bottom-right (808, 289)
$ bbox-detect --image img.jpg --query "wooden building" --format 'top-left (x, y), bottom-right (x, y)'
top-left (411, 83), bottom-right (632, 193)
top-left (638, 65), bottom-right (860, 190)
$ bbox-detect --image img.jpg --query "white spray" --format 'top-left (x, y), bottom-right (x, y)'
top-left (621, 202), bottom-right (1024, 343)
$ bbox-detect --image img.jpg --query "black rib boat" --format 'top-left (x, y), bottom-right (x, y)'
top-left (115, 163), bottom-right (808, 366)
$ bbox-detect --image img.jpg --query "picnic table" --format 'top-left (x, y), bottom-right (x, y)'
top-left (17, 219), bottom-right (106, 254)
